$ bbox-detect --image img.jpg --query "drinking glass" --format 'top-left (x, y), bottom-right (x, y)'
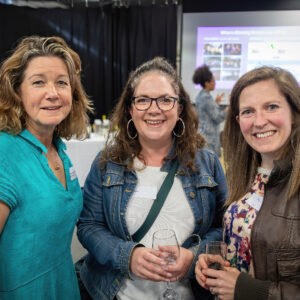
top-left (205, 241), bottom-right (227, 300)
top-left (152, 229), bottom-right (180, 300)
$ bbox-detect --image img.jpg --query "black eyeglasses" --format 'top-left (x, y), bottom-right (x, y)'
top-left (132, 96), bottom-right (178, 111)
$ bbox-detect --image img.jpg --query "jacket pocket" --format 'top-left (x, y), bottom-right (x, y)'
top-left (195, 175), bottom-right (218, 188)
top-left (102, 173), bottom-right (124, 187)
top-left (275, 249), bottom-right (300, 284)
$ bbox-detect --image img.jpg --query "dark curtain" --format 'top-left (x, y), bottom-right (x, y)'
top-left (0, 4), bottom-right (178, 120)
top-left (182, 0), bottom-right (300, 12)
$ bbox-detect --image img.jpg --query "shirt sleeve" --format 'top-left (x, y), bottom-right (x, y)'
top-left (205, 94), bottom-right (226, 125)
top-left (235, 272), bottom-right (300, 300)
top-left (197, 93), bottom-right (226, 125)
top-left (184, 152), bottom-right (227, 277)
top-left (77, 154), bottom-right (138, 275)
top-left (0, 156), bottom-right (18, 210)
top-left (234, 272), bottom-right (270, 300)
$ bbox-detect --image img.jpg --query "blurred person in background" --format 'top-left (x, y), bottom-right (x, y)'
top-left (193, 65), bottom-right (226, 157)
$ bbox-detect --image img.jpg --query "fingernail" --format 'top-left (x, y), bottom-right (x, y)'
top-left (166, 273), bottom-right (172, 277)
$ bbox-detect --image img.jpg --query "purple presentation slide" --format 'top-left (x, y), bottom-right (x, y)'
top-left (195, 26), bottom-right (300, 89)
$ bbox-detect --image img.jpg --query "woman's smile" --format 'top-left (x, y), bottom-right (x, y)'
top-left (238, 79), bottom-right (292, 167)
top-left (145, 119), bottom-right (165, 126)
top-left (253, 130), bottom-right (276, 139)
top-left (130, 72), bottom-right (181, 148)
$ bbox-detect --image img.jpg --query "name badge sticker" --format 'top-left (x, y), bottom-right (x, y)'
top-left (69, 166), bottom-right (77, 181)
top-left (246, 193), bottom-right (264, 211)
top-left (132, 186), bottom-right (157, 199)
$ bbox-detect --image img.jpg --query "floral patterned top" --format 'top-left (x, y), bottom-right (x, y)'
top-left (223, 168), bottom-right (271, 275)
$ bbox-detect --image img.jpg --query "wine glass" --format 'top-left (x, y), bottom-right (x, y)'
top-left (205, 241), bottom-right (227, 300)
top-left (152, 229), bottom-right (180, 300)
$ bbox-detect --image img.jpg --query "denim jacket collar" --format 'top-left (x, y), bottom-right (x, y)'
top-left (106, 138), bottom-right (178, 174)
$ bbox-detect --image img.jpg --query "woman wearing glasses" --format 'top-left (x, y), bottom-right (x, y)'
top-left (77, 57), bottom-right (227, 300)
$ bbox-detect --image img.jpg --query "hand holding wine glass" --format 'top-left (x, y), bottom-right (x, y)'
top-left (152, 229), bottom-right (180, 300)
top-left (205, 241), bottom-right (227, 300)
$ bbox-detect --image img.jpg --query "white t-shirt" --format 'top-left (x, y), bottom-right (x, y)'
top-left (117, 158), bottom-right (195, 300)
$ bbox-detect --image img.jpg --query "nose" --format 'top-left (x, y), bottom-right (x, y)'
top-left (253, 111), bottom-right (267, 127)
top-left (147, 98), bottom-right (161, 112)
top-left (46, 83), bottom-right (59, 99)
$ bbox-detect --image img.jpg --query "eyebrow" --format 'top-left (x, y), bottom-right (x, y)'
top-left (27, 73), bottom-right (69, 80)
top-left (239, 99), bottom-right (282, 110)
top-left (134, 93), bottom-right (171, 98)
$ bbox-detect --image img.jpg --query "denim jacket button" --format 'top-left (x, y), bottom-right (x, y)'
top-left (126, 235), bottom-right (130, 240)
top-left (197, 218), bottom-right (203, 224)
top-left (190, 192), bottom-right (196, 198)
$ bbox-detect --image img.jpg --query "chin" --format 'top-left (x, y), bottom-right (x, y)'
top-left (144, 134), bottom-right (167, 142)
top-left (38, 121), bottom-right (63, 131)
top-left (44, 117), bottom-right (66, 125)
top-left (256, 147), bottom-right (279, 156)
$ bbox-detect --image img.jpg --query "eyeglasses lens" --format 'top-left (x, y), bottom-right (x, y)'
top-left (133, 96), bottom-right (175, 111)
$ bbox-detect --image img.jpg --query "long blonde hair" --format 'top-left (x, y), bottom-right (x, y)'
top-left (223, 66), bottom-right (300, 205)
top-left (0, 35), bottom-right (93, 139)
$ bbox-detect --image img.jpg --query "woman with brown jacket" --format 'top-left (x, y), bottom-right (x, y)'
top-left (195, 66), bottom-right (300, 300)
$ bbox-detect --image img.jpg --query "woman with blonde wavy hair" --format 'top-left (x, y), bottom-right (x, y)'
top-left (0, 36), bottom-right (92, 299)
top-left (77, 57), bottom-right (227, 300)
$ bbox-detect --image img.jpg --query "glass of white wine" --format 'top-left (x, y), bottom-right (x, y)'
top-left (205, 241), bottom-right (227, 300)
top-left (152, 229), bottom-right (180, 300)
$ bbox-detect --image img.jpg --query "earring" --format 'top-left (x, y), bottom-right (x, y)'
top-left (173, 117), bottom-right (185, 138)
top-left (127, 119), bottom-right (138, 139)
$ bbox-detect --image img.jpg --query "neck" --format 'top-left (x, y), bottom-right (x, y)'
top-left (26, 125), bottom-right (55, 150)
top-left (139, 139), bottom-right (172, 167)
top-left (260, 154), bottom-right (274, 170)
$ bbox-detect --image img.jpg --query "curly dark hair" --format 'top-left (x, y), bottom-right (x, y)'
top-left (101, 57), bottom-right (205, 171)
top-left (192, 64), bottom-right (213, 88)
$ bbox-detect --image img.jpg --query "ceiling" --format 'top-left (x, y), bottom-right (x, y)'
top-left (0, 0), bottom-right (179, 8)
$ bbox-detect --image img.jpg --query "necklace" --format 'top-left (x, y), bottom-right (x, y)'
top-left (44, 144), bottom-right (62, 172)
top-left (54, 164), bottom-right (61, 171)
top-left (53, 153), bottom-right (62, 171)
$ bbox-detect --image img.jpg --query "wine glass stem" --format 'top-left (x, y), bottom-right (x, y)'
top-left (166, 280), bottom-right (171, 289)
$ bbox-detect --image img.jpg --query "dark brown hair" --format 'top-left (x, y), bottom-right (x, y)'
top-left (101, 57), bottom-right (205, 170)
top-left (192, 64), bottom-right (213, 88)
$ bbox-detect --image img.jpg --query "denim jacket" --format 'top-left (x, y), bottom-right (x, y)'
top-left (77, 147), bottom-right (227, 300)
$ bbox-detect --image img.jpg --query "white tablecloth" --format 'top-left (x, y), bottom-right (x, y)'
top-left (65, 136), bottom-right (106, 262)
top-left (64, 136), bottom-right (106, 262)
top-left (64, 135), bottom-right (106, 187)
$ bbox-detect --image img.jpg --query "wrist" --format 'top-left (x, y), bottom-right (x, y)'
top-left (129, 244), bottom-right (144, 273)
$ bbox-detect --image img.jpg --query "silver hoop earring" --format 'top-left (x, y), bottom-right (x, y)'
top-left (173, 117), bottom-right (185, 138)
top-left (127, 118), bottom-right (138, 139)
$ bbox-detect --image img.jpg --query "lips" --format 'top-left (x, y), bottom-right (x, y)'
top-left (145, 120), bottom-right (164, 125)
top-left (41, 106), bottom-right (61, 111)
top-left (254, 130), bottom-right (276, 138)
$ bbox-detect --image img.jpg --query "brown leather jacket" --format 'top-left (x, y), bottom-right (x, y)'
top-left (234, 159), bottom-right (300, 300)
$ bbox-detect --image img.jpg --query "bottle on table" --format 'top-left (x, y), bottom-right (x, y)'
top-left (94, 119), bottom-right (102, 136)
top-left (101, 115), bottom-right (110, 138)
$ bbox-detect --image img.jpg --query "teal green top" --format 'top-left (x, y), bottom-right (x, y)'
top-left (0, 130), bottom-right (82, 300)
